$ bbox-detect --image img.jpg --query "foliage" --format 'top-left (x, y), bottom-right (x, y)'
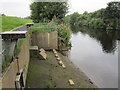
top-left (104, 1), bottom-right (120, 29)
top-left (104, 1), bottom-right (120, 19)
top-left (30, 2), bottom-right (68, 23)
top-left (2, 52), bottom-right (11, 72)
top-left (57, 23), bottom-right (71, 48)
top-left (14, 39), bottom-right (25, 56)
top-left (1, 16), bottom-right (32, 32)
top-left (62, 15), bottom-right (71, 25)
top-left (68, 1), bottom-right (120, 30)
top-left (70, 12), bottom-right (79, 25)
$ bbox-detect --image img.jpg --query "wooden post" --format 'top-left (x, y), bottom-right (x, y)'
top-left (16, 57), bottom-right (19, 72)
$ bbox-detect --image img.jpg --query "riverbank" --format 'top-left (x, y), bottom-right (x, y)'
top-left (26, 51), bottom-right (97, 88)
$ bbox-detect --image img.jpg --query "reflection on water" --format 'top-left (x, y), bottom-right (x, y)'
top-left (71, 26), bottom-right (120, 53)
top-left (69, 26), bottom-right (119, 88)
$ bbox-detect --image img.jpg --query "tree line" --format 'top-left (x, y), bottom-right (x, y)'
top-left (64, 1), bottom-right (120, 30)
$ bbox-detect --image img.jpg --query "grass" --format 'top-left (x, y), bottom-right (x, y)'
top-left (0, 16), bottom-right (2, 32)
top-left (14, 39), bottom-right (25, 56)
top-left (2, 52), bottom-right (11, 72)
top-left (1, 16), bottom-right (32, 32)
top-left (29, 23), bottom-right (57, 32)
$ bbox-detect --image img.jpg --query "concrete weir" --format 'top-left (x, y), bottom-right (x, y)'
top-left (31, 31), bottom-right (58, 50)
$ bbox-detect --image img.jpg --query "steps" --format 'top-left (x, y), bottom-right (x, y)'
top-left (53, 49), bottom-right (66, 69)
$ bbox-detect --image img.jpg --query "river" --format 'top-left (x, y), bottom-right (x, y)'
top-left (69, 27), bottom-right (119, 88)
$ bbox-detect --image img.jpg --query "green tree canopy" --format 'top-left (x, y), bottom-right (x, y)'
top-left (104, 1), bottom-right (120, 29)
top-left (104, 1), bottom-right (120, 19)
top-left (30, 2), bottom-right (68, 23)
top-left (70, 12), bottom-right (79, 25)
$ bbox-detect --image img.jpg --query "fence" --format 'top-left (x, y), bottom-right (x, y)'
top-left (0, 24), bottom-right (33, 71)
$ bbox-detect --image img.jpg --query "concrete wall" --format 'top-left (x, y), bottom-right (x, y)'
top-left (2, 38), bottom-right (30, 88)
top-left (31, 31), bottom-right (58, 50)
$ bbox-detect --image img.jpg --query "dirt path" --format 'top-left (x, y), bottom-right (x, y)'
top-left (26, 51), bottom-right (97, 88)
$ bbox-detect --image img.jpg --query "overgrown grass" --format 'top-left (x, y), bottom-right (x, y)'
top-left (1, 16), bottom-right (32, 32)
top-left (2, 52), bottom-right (11, 72)
top-left (0, 16), bottom-right (2, 32)
top-left (14, 39), bottom-right (25, 56)
top-left (29, 23), bottom-right (57, 32)
top-left (14, 30), bottom-right (30, 56)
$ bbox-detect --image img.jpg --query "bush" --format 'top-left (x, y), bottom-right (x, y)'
top-left (57, 23), bottom-right (71, 48)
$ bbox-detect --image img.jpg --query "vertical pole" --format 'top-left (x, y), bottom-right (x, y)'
top-left (48, 32), bottom-right (50, 48)
top-left (15, 39), bottom-right (19, 72)
top-left (16, 56), bottom-right (19, 72)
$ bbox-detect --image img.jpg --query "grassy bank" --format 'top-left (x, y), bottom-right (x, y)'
top-left (1, 16), bottom-right (32, 32)
top-left (26, 51), bottom-right (97, 88)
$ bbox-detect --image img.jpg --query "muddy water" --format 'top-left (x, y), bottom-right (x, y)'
top-left (69, 29), bottom-right (119, 88)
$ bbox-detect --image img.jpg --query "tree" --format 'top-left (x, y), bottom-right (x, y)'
top-left (62, 15), bottom-right (71, 24)
top-left (104, 1), bottom-right (120, 29)
top-left (1, 14), bottom-right (6, 16)
top-left (105, 1), bottom-right (120, 19)
top-left (70, 12), bottom-right (79, 25)
top-left (30, 2), bottom-right (68, 23)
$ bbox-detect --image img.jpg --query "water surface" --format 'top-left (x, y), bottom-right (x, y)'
top-left (69, 28), bottom-right (119, 88)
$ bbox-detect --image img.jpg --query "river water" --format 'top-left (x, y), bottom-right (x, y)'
top-left (69, 28), bottom-right (119, 88)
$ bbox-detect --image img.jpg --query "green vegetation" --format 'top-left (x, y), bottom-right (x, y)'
top-left (46, 81), bottom-right (53, 88)
top-left (29, 22), bottom-right (71, 49)
top-left (1, 16), bottom-right (32, 32)
top-left (29, 1), bottom-right (70, 49)
top-left (29, 23), bottom-right (57, 32)
top-left (0, 16), bottom-right (2, 32)
top-left (14, 39), bottom-right (25, 56)
top-left (57, 24), bottom-right (71, 48)
top-left (14, 30), bottom-right (30, 56)
top-left (30, 2), bottom-right (68, 23)
top-left (2, 52), bottom-right (11, 72)
top-left (65, 1), bottom-right (120, 30)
